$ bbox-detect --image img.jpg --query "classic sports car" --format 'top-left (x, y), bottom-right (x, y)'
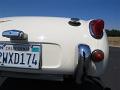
top-left (0, 16), bottom-right (109, 87)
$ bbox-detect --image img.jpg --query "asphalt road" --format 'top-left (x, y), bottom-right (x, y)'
top-left (101, 47), bottom-right (120, 90)
top-left (0, 47), bottom-right (120, 90)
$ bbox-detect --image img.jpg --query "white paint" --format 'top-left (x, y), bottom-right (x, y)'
top-left (0, 16), bottom-right (109, 76)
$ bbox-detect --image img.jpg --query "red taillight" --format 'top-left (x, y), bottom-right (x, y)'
top-left (89, 19), bottom-right (104, 39)
top-left (92, 50), bottom-right (104, 62)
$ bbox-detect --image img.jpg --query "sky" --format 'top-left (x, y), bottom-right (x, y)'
top-left (0, 0), bottom-right (120, 30)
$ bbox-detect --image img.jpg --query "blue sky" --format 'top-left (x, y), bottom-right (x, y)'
top-left (0, 0), bottom-right (120, 29)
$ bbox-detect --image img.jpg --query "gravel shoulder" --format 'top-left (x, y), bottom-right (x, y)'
top-left (108, 37), bottom-right (120, 47)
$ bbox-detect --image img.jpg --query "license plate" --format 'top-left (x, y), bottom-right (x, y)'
top-left (0, 43), bottom-right (41, 69)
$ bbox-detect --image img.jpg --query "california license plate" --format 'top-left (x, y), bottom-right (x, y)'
top-left (0, 43), bottom-right (41, 69)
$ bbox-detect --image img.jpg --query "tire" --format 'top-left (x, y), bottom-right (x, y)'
top-left (81, 76), bottom-right (109, 90)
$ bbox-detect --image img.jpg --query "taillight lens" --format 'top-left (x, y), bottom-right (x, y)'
top-left (89, 19), bottom-right (104, 39)
top-left (91, 50), bottom-right (104, 62)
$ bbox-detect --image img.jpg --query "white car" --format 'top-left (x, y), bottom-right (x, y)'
top-left (0, 16), bottom-right (109, 87)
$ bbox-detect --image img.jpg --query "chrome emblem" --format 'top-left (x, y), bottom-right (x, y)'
top-left (2, 30), bottom-right (28, 40)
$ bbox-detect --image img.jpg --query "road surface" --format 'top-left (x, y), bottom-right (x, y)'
top-left (101, 47), bottom-right (120, 90)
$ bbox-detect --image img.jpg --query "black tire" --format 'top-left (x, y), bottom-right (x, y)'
top-left (81, 76), bottom-right (109, 90)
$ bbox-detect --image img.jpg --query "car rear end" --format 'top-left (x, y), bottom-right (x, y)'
top-left (0, 17), bottom-right (109, 84)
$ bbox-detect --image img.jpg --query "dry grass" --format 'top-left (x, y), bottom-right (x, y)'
top-left (108, 37), bottom-right (120, 46)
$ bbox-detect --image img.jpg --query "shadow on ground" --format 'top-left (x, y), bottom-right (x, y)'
top-left (0, 78), bottom-right (111, 90)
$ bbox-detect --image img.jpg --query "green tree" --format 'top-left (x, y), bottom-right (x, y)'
top-left (105, 29), bottom-right (120, 37)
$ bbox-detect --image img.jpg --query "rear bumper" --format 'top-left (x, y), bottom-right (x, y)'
top-left (0, 71), bottom-right (64, 81)
top-left (0, 42), bottom-right (108, 81)
top-left (75, 44), bottom-right (92, 83)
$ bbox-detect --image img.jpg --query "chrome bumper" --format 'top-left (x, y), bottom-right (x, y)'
top-left (78, 44), bottom-right (91, 73)
top-left (75, 44), bottom-right (92, 84)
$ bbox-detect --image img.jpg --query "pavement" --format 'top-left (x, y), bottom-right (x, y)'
top-left (0, 46), bottom-right (120, 90)
top-left (101, 47), bottom-right (120, 90)
top-left (0, 77), bottom-right (7, 86)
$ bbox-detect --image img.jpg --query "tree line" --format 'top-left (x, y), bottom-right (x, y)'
top-left (105, 29), bottom-right (120, 37)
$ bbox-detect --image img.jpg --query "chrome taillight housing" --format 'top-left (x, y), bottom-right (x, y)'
top-left (89, 19), bottom-right (104, 39)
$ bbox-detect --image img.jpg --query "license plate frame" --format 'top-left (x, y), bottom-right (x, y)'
top-left (0, 42), bottom-right (42, 69)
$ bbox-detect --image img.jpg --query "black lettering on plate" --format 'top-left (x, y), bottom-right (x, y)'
top-left (14, 53), bottom-right (19, 64)
top-left (32, 54), bottom-right (37, 65)
top-left (27, 53), bottom-right (32, 65)
top-left (20, 53), bottom-right (25, 65)
top-left (0, 46), bottom-right (3, 50)
top-left (8, 53), bottom-right (13, 64)
top-left (0, 52), bottom-right (2, 58)
top-left (3, 52), bottom-right (8, 63)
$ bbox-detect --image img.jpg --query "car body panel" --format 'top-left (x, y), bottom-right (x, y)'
top-left (0, 16), bottom-right (109, 76)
